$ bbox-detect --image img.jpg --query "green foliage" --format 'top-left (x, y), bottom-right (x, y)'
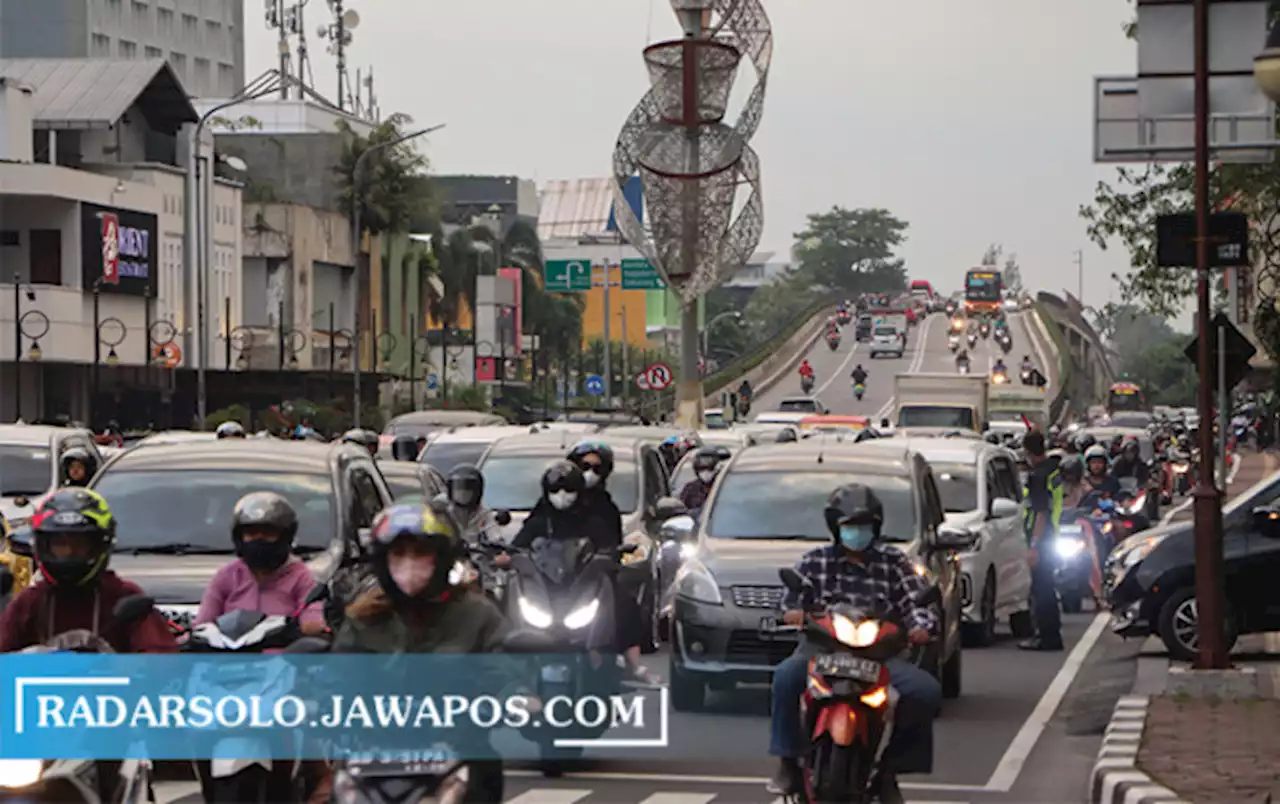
top-left (205, 405), bottom-right (249, 430)
top-left (439, 384), bottom-right (490, 412)
top-left (1098, 303), bottom-right (1198, 407)
top-left (791, 207), bottom-right (909, 294)
top-left (741, 266), bottom-right (823, 340)
top-left (704, 298), bottom-right (835, 393)
top-left (333, 113), bottom-right (432, 235)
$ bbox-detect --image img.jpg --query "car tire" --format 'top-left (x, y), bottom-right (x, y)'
top-left (962, 572), bottom-right (997, 647)
top-left (941, 645), bottom-right (962, 699)
top-left (670, 664), bottom-right (706, 712)
top-left (1009, 609), bottom-right (1035, 639)
top-left (1157, 586), bottom-right (1239, 663)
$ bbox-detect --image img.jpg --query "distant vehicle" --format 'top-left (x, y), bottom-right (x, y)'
top-left (1108, 382), bottom-right (1147, 415)
top-left (870, 325), bottom-right (905, 359)
top-left (964, 269), bottom-right (1002, 317)
top-left (775, 397), bottom-right (828, 415)
top-left (418, 426), bottom-right (532, 475)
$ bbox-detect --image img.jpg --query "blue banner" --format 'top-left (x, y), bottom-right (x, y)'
top-left (0, 654), bottom-right (667, 761)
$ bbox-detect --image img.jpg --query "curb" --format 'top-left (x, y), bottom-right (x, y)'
top-left (1090, 697), bottom-right (1191, 804)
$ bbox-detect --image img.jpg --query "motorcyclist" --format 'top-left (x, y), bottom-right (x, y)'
top-left (1083, 444), bottom-right (1120, 498)
top-left (1021, 355), bottom-right (1034, 374)
top-left (215, 421), bottom-right (246, 439)
top-left (955, 349), bottom-right (971, 369)
top-left (992, 358), bottom-right (1008, 376)
top-left (850, 364), bottom-right (868, 386)
top-left (442, 464), bottom-right (497, 542)
top-left (1059, 454), bottom-right (1088, 508)
top-left (678, 446), bottom-right (730, 515)
top-left (799, 359), bottom-right (815, 382)
top-left (390, 434), bottom-right (420, 461)
top-left (1111, 439), bottom-right (1150, 486)
top-left (342, 428), bottom-right (380, 456)
top-left (738, 379), bottom-right (753, 405)
top-left (59, 446), bottom-right (98, 487)
top-left (768, 484), bottom-right (940, 800)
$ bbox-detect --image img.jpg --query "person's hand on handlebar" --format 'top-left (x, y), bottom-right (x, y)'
top-left (907, 628), bottom-right (931, 645)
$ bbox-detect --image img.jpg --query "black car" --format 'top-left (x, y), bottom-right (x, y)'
top-left (84, 440), bottom-right (393, 629)
top-left (668, 441), bottom-right (972, 711)
top-left (1106, 468), bottom-right (1280, 661)
top-left (855, 315), bottom-right (873, 342)
top-left (376, 458), bottom-right (447, 503)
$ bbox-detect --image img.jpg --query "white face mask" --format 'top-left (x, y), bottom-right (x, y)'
top-left (698, 470), bottom-right (716, 484)
top-left (582, 470), bottom-right (600, 488)
top-left (548, 490), bottom-right (577, 510)
top-left (451, 488), bottom-right (478, 507)
top-left (388, 555), bottom-right (435, 597)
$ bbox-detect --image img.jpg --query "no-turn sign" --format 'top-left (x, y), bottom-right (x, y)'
top-left (639, 362), bottom-right (673, 391)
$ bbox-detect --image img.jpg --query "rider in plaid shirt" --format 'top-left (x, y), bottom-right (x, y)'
top-left (768, 484), bottom-right (943, 804)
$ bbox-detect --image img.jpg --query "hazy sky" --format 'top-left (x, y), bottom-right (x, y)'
top-left (244, 0), bottom-right (1152, 317)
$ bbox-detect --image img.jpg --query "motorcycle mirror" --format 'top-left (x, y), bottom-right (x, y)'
top-left (778, 567), bottom-right (806, 592)
top-left (914, 585), bottom-right (942, 608)
top-left (494, 510), bottom-right (512, 526)
top-left (284, 636), bottom-right (332, 654)
top-left (304, 583), bottom-right (331, 607)
top-left (111, 594), bottom-right (156, 625)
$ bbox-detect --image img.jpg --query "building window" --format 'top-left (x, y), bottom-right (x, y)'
top-left (170, 52), bottom-right (186, 75)
top-left (119, 40), bottom-right (137, 58)
top-left (206, 19), bottom-right (222, 37)
top-left (145, 46), bottom-right (163, 60)
top-left (157, 7), bottom-right (173, 32)
top-left (29, 230), bottom-right (62, 286)
top-left (131, 1), bottom-right (148, 21)
top-left (218, 63), bottom-right (235, 96)
top-left (91, 34), bottom-right (112, 57)
top-left (194, 57), bottom-right (209, 87)
top-left (182, 13), bottom-right (197, 38)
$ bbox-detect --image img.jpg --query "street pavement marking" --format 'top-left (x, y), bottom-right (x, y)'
top-left (506, 768), bottom-right (986, 792)
top-left (505, 789), bottom-right (593, 804)
top-left (872, 312), bottom-right (938, 421)
top-left (639, 793), bottom-right (717, 804)
top-left (982, 611), bottom-right (1109, 792)
top-left (814, 339), bottom-right (860, 398)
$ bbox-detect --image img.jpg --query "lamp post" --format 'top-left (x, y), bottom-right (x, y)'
top-left (441, 325), bottom-right (466, 407)
top-left (701, 310), bottom-right (742, 356)
top-left (91, 279), bottom-right (127, 427)
top-left (348, 123), bottom-right (446, 427)
top-left (276, 301), bottom-right (305, 370)
top-left (13, 278), bottom-right (46, 422)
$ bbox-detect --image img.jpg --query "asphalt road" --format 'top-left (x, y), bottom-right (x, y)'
top-left (155, 311), bottom-right (1097, 803)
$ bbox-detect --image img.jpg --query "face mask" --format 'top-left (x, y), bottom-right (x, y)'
top-left (388, 554), bottom-right (436, 597)
top-left (582, 470), bottom-right (600, 488)
top-left (548, 490), bottom-right (577, 510)
top-left (698, 470), bottom-right (716, 484)
top-left (451, 488), bottom-right (477, 507)
top-left (838, 523), bottom-right (876, 552)
top-left (239, 540), bottom-right (290, 573)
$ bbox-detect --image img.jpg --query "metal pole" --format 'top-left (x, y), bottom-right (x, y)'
top-left (408, 312), bottom-right (417, 409)
top-left (92, 286), bottom-right (100, 427)
top-left (277, 0), bottom-right (288, 99)
top-left (329, 303), bottom-right (336, 399)
top-left (1191, 0), bottom-right (1228, 670)
top-left (1075, 250), bottom-right (1084, 303)
top-left (224, 297), bottom-right (231, 369)
top-left (441, 315), bottom-right (450, 407)
top-left (194, 156), bottom-right (206, 427)
top-left (621, 306), bottom-right (630, 407)
top-left (13, 278), bottom-right (20, 421)
top-left (334, 0), bottom-right (346, 110)
top-left (601, 260), bottom-right (612, 406)
top-left (1218, 325), bottom-right (1229, 486)
top-left (675, 13), bottom-right (703, 428)
top-left (278, 300), bottom-right (285, 371)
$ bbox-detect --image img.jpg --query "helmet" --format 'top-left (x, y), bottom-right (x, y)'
top-left (541, 461), bottom-right (585, 511)
top-left (567, 441), bottom-right (615, 482)
top-left (985, 431), bottom-right (1001, 444)
top-left (216, 421), bottom-right (246, 439)
top-left (1077, 434), bottom-right (1098, 452)
top-left (31, 488), bottom-right (116, 588)
top-left (823, 484), bottom-right (884, 542)
top-left (391, 434), bottom-right (419, 461)
top-left (1085, 444), bottom-right (1109, 464)
top-left (342, 429), bottom-right (379, 455)
top-left (366, 503), bottom-right (462, 602)
top-left (59, 447), bottom-right (98, 486)
top-left (1122, 439), bottom-right (1140, 460)
top-left (230, 492), bottom-right (298, 573)
top-left (446, 464), bottom-right (485, 508)
top-left (691, 446), bottom-right (726, 479)
top-left (1059, 455), bottom-right (1084, 483)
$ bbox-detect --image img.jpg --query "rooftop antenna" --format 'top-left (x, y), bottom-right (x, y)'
top-left (264, 0), bottom-right (291, 98)
top-left (319, 0), bottom-right (358, 111)
top-left (287, 1), bottom-right (314, 98)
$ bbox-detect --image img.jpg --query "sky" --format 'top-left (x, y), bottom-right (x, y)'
top-left (243, 0), bottom-right (1158, 320)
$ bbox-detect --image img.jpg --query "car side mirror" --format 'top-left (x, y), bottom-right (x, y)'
top-left (933, 525), bottom-right (977, 551)
top-left (111, 594), bottom-right (156, 625)
top-left (494, 510), bottom-right (512, 526)
top-left (7, 528), bottom-right (33, 558)
top-left (284, 636), bottom-right (332, 654)
top-left (989, 498), bottom-right (1021, 520)
top-left (660, 514), bottom-right (696, 544)
top-left (654, 496), bottom-right (688, 521)
top-left (1251, 505), bottom-right (1280, 535)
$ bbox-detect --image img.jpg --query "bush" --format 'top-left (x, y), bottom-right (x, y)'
top-left (205, 405), bottom-right (249, 431)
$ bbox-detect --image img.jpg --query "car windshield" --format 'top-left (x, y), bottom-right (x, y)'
top-left (898, 406), bottom-right (976, 430)
top-left (0, 444), bottom-right (51, 496)
top-left (778, 400), bottom-right (817, 413)
top-left (931, 463), bottom-right (979, 513)
top-left (707, 471), bottom-right (915, 542)
top-left (420, 441), bottom-right (492, 475)
top-left (91, 470), bottom-right (336, 551)
top-left (479, 456), bottom-right (638, 513)
top-left (874, 326), bottom-right (897, 336)
top-left (382, 473), bottom-right (425, 500)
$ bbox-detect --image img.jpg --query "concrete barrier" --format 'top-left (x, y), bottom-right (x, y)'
top-left (703, 306), bottom-right (836, 408)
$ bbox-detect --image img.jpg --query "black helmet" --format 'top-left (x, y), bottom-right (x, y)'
top-left (692, 446), bottom-right (726, 474)
top-left (59, 447), bottom-right (98, 486)
top-left (216, 421), bottom-right (246, 439)
top-left (775, 428), bottom-right (798, 443)
top-left (342, 429), bottom-right (380, 455)
top-left (1077, 434), bottom-right (1097, 452)
top-left (567, 441), bottom-right (615, 481)
top-left (1059, 455), bottom-right (1084, 483)
top-left (542, 461), bottom-right (585, 512)
top-left (1122, 439), bottom-right (1140, 460)
top-left (446, 464), bottom-right (485, 508)
top-left (985, 431), bottom-right (1001, 444)
top-left (366, 503), bottom-right (462, 602)
top-left (230, 492), bottom-right (298, 573)
top-left (32, 488), bottom-right (116, 588)
top-left (823, 484), bottom-right (884, 541)
top-left (391, 434), bottom-right (419, 461)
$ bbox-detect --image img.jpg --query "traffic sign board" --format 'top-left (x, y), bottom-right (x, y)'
top-left (621, 258), bottom-right (666, 290)
top-left (584, 374), bottom-right (604, 396)
top-left (426, 372), bottom-right (438, 390)
top-left (643, 362), bottom-right (673, 391)
top-left (545, 259), bottom-right (592, 292)
top-left (1184, 313), bottom-right (1257, 390)
top-left (1156, 213), bottom-right (1249, 268)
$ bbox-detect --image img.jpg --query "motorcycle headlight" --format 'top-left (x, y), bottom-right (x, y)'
top-left (1055, 536), bottom-right (1086, 558)
top-left (832, 614), bottom-right (880, 648)
top-left (679, 542), bottom-right (698, 560)
top-left (675, 561), bottom-right (722, 605)
top-left (517, 596), bottom-right (554, 629)
top-left (0, 759), bottom-right (43, 789)
top-left (564, 599), bottom-right (599, 630)
top-left (1173, 463), bottom-right (1189, 474)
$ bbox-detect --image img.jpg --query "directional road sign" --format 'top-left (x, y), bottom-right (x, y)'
top-left (584, 374), bottom-right (604, 396)
top-left (426, 372), bottom-right (438, 390)
top-left (545, 259), bottom-right (592, 292)
top-left (1184, 313), bottom-right (1257, 390)
top-left (621, 258), bottom-right (666, 290)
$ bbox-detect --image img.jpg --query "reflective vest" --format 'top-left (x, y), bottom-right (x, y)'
top-left (1022, 466), bottom-right (1064, 541)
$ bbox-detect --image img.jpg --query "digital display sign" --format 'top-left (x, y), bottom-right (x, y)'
top-left (80, 203), bottom-right (158, 298)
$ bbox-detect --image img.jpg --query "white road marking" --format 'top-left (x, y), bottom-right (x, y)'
top-left (504, 769), bottom-right (986, 792)
top-left (639, 793), bottom-right (717, 804)
top-left (982, 611), bottom-right (1109, 791)
top-left (873, 313), bottom-right (938, 421)
top-left (1018, 311), bottom-right (1056, 397)
top-left (814, 341), bottom-right (860, 397)
top-left (505, 789), bottom-right (594, 804)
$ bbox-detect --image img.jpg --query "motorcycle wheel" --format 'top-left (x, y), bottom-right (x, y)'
top-left (808, 738), bottom-right (871, 803)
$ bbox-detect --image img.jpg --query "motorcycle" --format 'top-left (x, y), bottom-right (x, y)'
top-left (998, 336), bottom-right (1013, 354)
top-left (966, 333), bottom-right (978, 349)
top-left (760, 568), bottom-right (941, 803)
top-left (979, 322), bottom-right (990, 339)
top-left (1053, 511), bottom-right (1106, 613)
top-left (801, 375), bottom-right (815, 395)
top-left (827, 334), bottom-right (841, 352)
top-left (1019, 367), bottom-right (1033, 385)
top-left (1160, 450), bottom-right (1193, 503)
top-left (948, 335), bottom-right (959, 352)
top-left (854, 382), bottom-right (865, 401)
top-left (990, 370), bottom-right (1009, 385)
top-left (956, 359), bottom-right (971, 375)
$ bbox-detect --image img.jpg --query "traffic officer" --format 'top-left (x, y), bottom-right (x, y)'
top-left (1020, 431), bottom-right (1064, 652)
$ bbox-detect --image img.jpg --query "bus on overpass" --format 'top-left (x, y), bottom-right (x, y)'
top-left (964, 268), bottom-right (1002, 316)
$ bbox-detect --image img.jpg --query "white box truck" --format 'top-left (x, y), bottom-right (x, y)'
top-left (894, 374), bottom-right (989, 432)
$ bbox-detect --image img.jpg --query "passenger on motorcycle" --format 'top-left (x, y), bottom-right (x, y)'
top-left (738, 379), bottom-right (753, 404)
top-left (850, 364), bottom-right (868, 385)
top-left (1110, 439), bottom-right (1150, 486)
top-left (1059, 455), bottom-right (1088, 508)
top-left (442, 464), bottom-right (498, 542)
top-left (1083, 445), bottom-right (1120, 498)
top-left (216, 421), bottom-right (246, 439)
top-left (768, 484), bottom-right (941, 800)
top-left (992, 358), bottom-right (1008, 375)
top-left (341, 428), bottom-right (380, 456)
top-left (678, 446), bottom-right (729, 516)
top-left (955, 349), bottom-right (970, 366)
top-left (194, 492), bottom-right (327, 635)
top-left (1021, 355), bottom-right (1034, 373)
top-left (59, 446), bottom-right (98, 488)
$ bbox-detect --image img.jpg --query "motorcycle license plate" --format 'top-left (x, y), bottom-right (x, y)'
top-left (812, 654), bottom-right (881, 683)
top-left (542, 664), bottom-right (571, 683)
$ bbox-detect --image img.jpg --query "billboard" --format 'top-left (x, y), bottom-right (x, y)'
top-left (80, 203), bottom-right (158, 297)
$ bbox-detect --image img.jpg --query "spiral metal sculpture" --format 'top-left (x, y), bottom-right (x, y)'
top-left (611, 0), bottom-right (772, 304)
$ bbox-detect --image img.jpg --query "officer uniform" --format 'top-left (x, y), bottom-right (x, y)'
top-left (1023, 457), bottom-right (1064, 648)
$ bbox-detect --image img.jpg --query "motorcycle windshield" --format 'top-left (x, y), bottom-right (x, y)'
top-left (530, 537), bottom-right (593, 586)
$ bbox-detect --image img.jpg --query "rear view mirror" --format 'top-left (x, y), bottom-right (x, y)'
top-left (660, 514), bottom-right (696, 544)
top-left (494, 510), bottom-right (512, 526)
top-left (989, 498), bottom-right (1021, 520)
top-left (933, 525), bottom-right (977, 551)
top-left (112, 594), bottom-right (156, 625)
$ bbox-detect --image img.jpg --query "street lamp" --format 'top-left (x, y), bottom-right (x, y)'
top-left (701, 310), bottom-right (742, 355)
top-left (228, 325), bottom-right (255, 370)
top-left (12, 278), bottom-right (42, 419)
top-left (1255, 19), bottom-right (1280, 102)
top-left (349, 123), bottom-right (446, 427)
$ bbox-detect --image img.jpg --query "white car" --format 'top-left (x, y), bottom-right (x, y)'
top-left (869, 325), bottom-right (905, 359)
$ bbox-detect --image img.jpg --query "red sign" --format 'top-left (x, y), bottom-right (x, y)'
top-left (498, 267), bottom-right (523, 356)
top-left (475, 357), bottom-right (496, 383)
top-left (100, 213), bottom-right (120, 285)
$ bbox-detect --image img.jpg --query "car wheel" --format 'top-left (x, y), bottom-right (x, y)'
top-left (962, 571), bottom-right (997, 648)
top-left (1009, 609), bottom-right (1035, 639)
top-left (1157, 586), bottom-right (1238, 663)
top-left (941, 645), bottom-right (962, 699)
top-left (670, 664), bottom-right (706, 712)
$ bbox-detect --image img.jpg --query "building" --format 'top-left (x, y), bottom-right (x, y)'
top-left (0, 0), bottom-right (244, 99)
top-left (0, 58), bottom-right (242, 425)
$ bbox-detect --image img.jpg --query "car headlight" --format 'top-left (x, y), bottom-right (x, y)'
top-left (517, 596), bottom-right (553, 629)
top-left (832, 614), bottom-right (880, 648)
top-left (675, 561), bottom-right (722, 605)
top-left (0, 759), bottom-right (43, 789)
top-left (1120, 534), bottom-right (1167, 568)
top-left (563, 599), bottom-right (599, 630)
top-left (1055, 536), bottom-right (1086, 558)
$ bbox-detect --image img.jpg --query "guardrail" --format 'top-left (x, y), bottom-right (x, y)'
top-left (703, 298), bottom-right (836, 395)
top-left (1032, 301), bottom-right (1073, 424)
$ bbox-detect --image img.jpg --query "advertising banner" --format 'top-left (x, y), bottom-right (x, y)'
top-left (80, 203), bottom-right (158, 297)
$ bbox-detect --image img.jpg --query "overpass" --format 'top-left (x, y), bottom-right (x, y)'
top-left (1032, 291), bottom-right (1116, 420)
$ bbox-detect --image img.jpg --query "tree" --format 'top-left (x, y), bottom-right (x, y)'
top-left (333, 113), bottom-right (433, 235)
top-left (792, 207), bottom-right (909, 294)
top-left (741, 267), bottom-right (822, 340)
top-left (980, 244), bottom-right (1024, 296)
top-left (1105, 304), bottom-right (1198, 406)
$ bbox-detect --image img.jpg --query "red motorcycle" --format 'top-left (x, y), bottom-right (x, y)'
top-left (762, 568), bottom-right (939, 803)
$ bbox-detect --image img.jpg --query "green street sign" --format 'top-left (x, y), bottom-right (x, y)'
top-left (544, 259), bottom-right (592, 292)
top-left (621, 258), bottom-right (665, 290)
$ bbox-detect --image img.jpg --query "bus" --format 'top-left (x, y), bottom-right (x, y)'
top-left (909, 279), bottom-right (934, 300)
top-left (1107, 382), bottom-right (1147, 414)
top-left (964, 269), bottom-right (1002, 316)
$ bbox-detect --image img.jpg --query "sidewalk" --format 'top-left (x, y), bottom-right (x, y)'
top-left (1163, 449), bottom-right (1277, 525)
